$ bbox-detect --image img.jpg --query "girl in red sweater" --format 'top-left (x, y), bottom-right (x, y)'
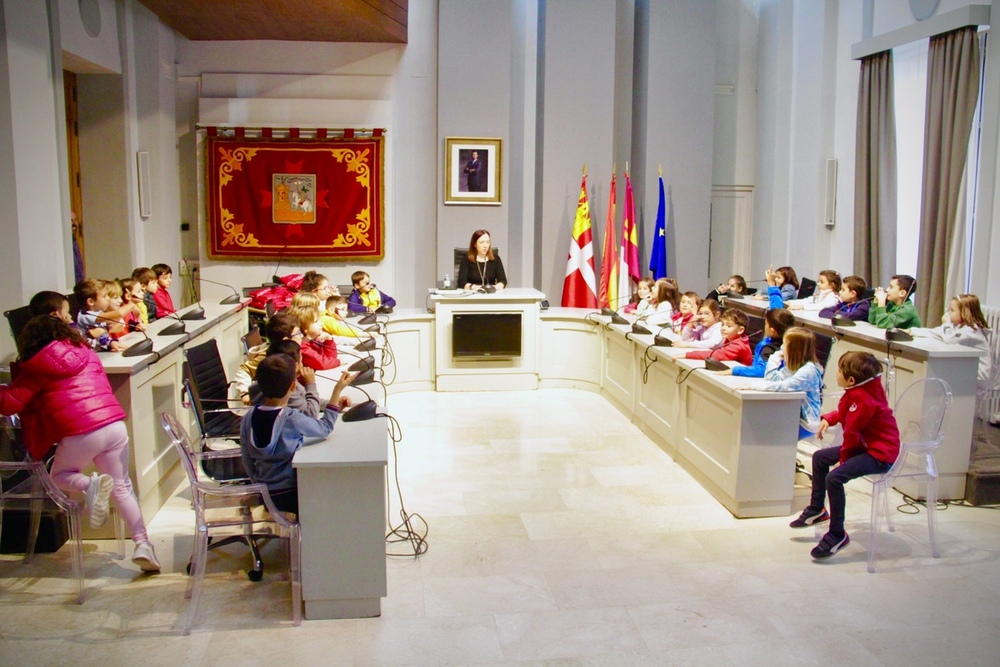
top-left (0, 292), bottom-right (160, 571)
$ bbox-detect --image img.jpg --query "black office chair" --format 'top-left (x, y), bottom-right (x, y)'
top-left (180, 339), bottom-right (268, 580)
top-left (797, 277), bottom-right (816, 300)
top-left (241, 325), bottom-right (262, 356)
top-left (3, 305), bottom-right (32, 353)
top-left (453, 247), bottom-right (500, 283)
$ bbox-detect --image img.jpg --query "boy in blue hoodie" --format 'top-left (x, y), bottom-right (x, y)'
top-left (239, 354), bottom-right (354, 514)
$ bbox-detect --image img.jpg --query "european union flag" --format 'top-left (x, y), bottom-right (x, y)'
top-left (649, 176), bottom-right (667, 279)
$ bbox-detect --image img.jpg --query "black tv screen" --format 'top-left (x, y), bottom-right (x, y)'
top-left (452, 313), bottom-right (522, 358)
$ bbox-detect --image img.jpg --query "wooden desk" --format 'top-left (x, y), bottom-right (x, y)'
top-left (98, 302), bottom-right (248, 534)
top-left (726, 296), bottom-right (981, 499)
top-left (292, 417), bottom-right (388, 619)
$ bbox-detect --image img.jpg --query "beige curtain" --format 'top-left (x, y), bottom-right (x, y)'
top-left (916, 27), bottom-right (981, 323)
top-left (854, 50), bottom-right (897, 288)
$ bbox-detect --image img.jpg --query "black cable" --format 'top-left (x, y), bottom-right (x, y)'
top-left (641, 346), bottom-right (658, 384)
top-left (675, 366), bottom-right (701, 385)
top-left (382, 413), bottom-right (428, 557)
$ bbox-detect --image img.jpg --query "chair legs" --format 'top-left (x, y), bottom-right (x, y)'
top-left (868, 456), bottom-right (941, 573)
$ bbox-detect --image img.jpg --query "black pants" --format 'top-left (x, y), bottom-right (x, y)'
top-left (810, 446), bottom-right (891, 535)
top-left (268, 487), bottom-right (299, 516)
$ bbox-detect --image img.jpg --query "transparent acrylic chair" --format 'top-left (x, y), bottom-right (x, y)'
top-left (159, 412), bottom-right (301, 635)
top-left (0, 415), bottom-right (125, 603)
top-left (866, 377), bottom-right (952, 573)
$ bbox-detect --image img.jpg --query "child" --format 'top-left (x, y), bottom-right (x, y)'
top-left (819, 275), bottom-right (870, 322)
top-left (252, 339), bottom-right (322, 418)
top-left (348, 270), bottom-right (397, 314)
top-left (718, 308), bottom-right (796, 378)
top-left (707, 274), bottom-right (747, 302)
top-left (911, 294), bottom-right (992, 391)
top-left (290, 303), bottom-right (341, 371)
top-left (675, 299), bottom-right (723, 349)
top-left (235, 312), bottom-right (302, 405)
top-left (300, 270), bottom-right (337, 301)
top-left (788, 270), bottom-right (841, 311)
top-left (132, 267), bottom-right (159, 323)
top-left (0, 292), bottom-right (160, 571)
top-left (623, 277), bottom-right (655, 317)
top-left (790, 351), bottom-right (900, 560)
top-left (73, 279), bottom-right (126, 352)
top-left (869, 274), bottom-right (922, 329)
top-left (751, 327), bottom-right (825, 438)
top-left (123, 278), bottom-right (148, 326)
top-left (644, 278), bottom-right (681, 328)
top-left (755, 265), bottom-right (799, 304)
top-left (151, 263), bottom-right (176, 317)
top-left (685, 309), bottom-right (753, 365)
top-left (672, 292), bottom-right (702, 333)
top-left (240, 354), bottom-right (354, 515)
top-left (322, 295), bottom-right (364, 342)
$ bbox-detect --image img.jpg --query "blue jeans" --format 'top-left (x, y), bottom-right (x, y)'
top-left (810, 446), bottom-right (891, 535)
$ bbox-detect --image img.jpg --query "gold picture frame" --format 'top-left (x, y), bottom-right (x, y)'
top-left (445, 137), bottom-right (502, 205)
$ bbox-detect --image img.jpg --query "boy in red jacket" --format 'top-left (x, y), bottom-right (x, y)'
top-left (790, 351), bottom-right (901, 559)
top-left (685, 309), bottom-right (753, 366)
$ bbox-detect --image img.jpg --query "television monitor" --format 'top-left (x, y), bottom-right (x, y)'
top-left (452, 313), bottom-right (521, 358)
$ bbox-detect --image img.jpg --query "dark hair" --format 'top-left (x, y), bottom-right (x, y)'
top-left (775, 266), bottom-right (799, 289)
top-left (351, 270), bottom-right (369, 287)
top-left (819, 270), bottom-right (842, 292)
top-left (29, 291), bottom-right (68, 317)
top-left (267, 339), bottom-right (302, 362)
top-left (17, 313), bottom-right (88, 362)
top-left (765, 308), bottom-right (796, 339)
top-left (300, 271), bottom-right (328, 293)
top-left (728, 275), bottom-right (747, 293)
top-left (265, 312), bottom-right (299, 345)
top-left (720, 308), bottom-right (748, 329)
top-left (151, 263), bottom-right (172, 278)
top-left (838, 351), bottom-right (882, 384)
top-left (891, 274), bottom-right (916, 297)
top-left (255, 354), bottom-right (297, 399)
top-left (132, 267), bottom-right (155, 284)
top-left (842, 275), bottom-right (867, 300)
top-left (466, 229), bottom-right (494, 262)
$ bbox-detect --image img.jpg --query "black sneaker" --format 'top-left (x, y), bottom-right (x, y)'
top-left (789, 506), bottom-right (829, 528)
top-left (811, 532), bottom-right (850, 559)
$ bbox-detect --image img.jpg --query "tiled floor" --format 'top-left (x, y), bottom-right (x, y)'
top-left (2, 389), bottom-right (1000, 665)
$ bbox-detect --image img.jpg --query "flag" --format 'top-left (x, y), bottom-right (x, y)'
top-left (649, 174), bottom-right (667, 279)
top-left (619, 172), bottom-right (641, 301)
top-left (562, 175), bottom-right (598, 308)
top-left (598, 173), bottom-right (618, 309)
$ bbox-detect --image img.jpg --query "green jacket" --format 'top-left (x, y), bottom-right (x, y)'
top-left (868, 299), bottom-right (922, 329)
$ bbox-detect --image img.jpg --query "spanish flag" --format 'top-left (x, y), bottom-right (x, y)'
top-left (598, 173), bottom-right (618, 309)
top-left (562, 175), bottom-right (599, 308)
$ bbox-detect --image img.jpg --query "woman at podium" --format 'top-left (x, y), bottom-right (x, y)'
top-left (458, 229), bottom-right (506, 292)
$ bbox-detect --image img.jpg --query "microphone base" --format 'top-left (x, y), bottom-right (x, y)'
top-left (122, 339), bottom-right (155, 358)
top-left (181, 307), bottom-right (206, 320)
top-left (159, 321), bottom-right (186, 336)
top-left (356, 337), bottom-right (377, 353)
top-left (220, 294), bottom-right (241, 305)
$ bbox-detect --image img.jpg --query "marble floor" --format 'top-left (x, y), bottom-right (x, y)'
top-left (2, 389), bottom-right (1000, 666)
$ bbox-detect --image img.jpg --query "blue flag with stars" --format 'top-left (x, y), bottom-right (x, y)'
top-left (649, 175), bottom-right (667, 279)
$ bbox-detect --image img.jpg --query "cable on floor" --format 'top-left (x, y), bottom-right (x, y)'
top-left (382, 413), bottom-right (428, 557)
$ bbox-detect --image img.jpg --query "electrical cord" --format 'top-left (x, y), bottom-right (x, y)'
top-left (382, 413), bottom-right (428, 557)
top-left (641, 346), bottom-right (658, 384)
top-left (675, 366), bottom-right (702, 385)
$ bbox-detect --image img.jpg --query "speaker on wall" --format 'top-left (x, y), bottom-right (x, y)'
top-left (137, 151), bottom-right (152, 219)
top-left (824, 157), bottom-right (837, 229)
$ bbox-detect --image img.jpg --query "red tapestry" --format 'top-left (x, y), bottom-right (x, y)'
top-left (206, 136), bottom-right (384, 260)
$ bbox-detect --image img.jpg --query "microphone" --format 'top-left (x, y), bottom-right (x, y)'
top-left (194, 272), bottom-right (243, 305)
top-left (156, 311), bottom-right (191, 335)
top-left (270, 245), bottom-right (288, 285)
top-left (310, 338), bottom-right (375, 373)
top-left (339, 318), bottom-right (380, 352)
top-left (95, 314), bottom-right (155, 358)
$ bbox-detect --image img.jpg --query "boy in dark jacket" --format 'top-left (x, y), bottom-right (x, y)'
top-left (819, 275), bottom-right (871, 322)
top-left (790, 351), bottom-right (901, 559)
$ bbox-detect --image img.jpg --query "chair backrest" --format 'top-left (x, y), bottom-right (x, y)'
top-left (265, 300), bottom-right (276, 321)
top-left (241, 325), bottom-right (262, 355)
top-left (4, 305), bottom-right (32, 353)
top-left (183, 340), bottom-right (234, 436)
top-left (159, 412), bottom-right (202, 494)
top-left (893, 378), bottom-right (953, 444)
top-left (797, 277), bottom-right (816, 300)
top-left (453, 247), bottom-right (500, 280)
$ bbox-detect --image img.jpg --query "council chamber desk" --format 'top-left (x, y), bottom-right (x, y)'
top-left (725, 296), bottom-right (981, 500)
top-left (98, 301), bottom-right (249, 536)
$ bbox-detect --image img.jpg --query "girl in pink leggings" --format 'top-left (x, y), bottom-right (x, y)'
top-left (0, 291), bottom-right (159, 571)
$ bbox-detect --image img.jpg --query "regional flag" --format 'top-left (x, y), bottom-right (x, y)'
top-left (619, 172), bottom-right (641, 300)
top-left (649, 174), bottom-right (667, 279)
top-left (562, 175), bottom-right (598, 308)
top-left (598, 173), bottom-right (618, 309)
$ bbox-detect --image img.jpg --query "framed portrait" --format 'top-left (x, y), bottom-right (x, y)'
top-left (445, 137), bottom-right (502, 205)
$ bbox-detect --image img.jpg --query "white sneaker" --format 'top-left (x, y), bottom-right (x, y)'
top-left (132, 541), bottom-right (161, 572)
top-left (84, 473), bottom-right (114, 529)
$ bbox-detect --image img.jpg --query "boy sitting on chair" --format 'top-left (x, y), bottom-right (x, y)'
top-left (790, 351), bottom-right (900, 560)
top-left (239, 354), bottom-right (354, 515)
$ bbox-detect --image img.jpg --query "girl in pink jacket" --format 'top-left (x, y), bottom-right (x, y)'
top-left (0, 291), bottom-right (160, 571)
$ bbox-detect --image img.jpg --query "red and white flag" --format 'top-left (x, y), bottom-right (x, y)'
top-left (562, 174), bottom-right (598, 308)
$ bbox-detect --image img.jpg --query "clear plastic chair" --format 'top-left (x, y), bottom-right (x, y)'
top-left (866, 377), bottom-right (952, 573)
top-left (159, 412), bottom-right (301, 635)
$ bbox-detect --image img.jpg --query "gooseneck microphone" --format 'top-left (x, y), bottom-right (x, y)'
top-left (95, 314), bottom-right (155, 358)
top-left (193, 270), bottom-right (243, 305)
